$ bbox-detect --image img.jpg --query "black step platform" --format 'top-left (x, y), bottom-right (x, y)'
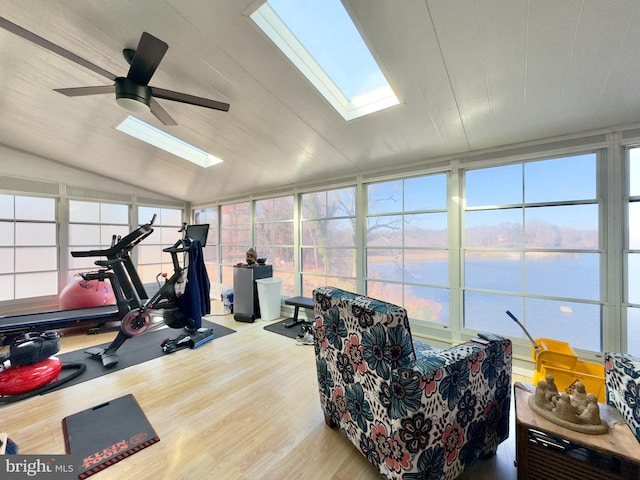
top-left (283, 296), bottom-right (313, 328)
top-left (62, 393), bottom-right (159, 478)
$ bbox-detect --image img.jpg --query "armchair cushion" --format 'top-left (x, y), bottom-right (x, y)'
top-left (312, 286), bottom-right (512, 480)
top-left (605, 352), bottom-right (640, 442)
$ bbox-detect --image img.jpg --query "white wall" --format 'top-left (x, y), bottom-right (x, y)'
top-left (0, 143), bottom-right (180, 202)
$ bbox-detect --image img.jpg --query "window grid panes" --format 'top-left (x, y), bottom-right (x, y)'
top-left (300, 187), bottom-right (356, 297)
top-left (137, 206), bottom-right (184, 284)
top-left (0, 194), bottom-right (58, 300)
top-left (255, 196), bottom-right (295, 297)
top-left (220, 202), bottom-right (251, 286)
top-left (626, 147), bottom-right (640, 356)
top-left (365, 174), bottom-right (449, 325)
top-left (194, 207), bottom-right (219, 286)
top-left (463, 153), bottom-right (601, 351)
top-left (68, 200), bottom-right (130, 282)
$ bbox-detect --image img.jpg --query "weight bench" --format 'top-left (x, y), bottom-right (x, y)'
top-left (283, 296), bottom-right (314, 328)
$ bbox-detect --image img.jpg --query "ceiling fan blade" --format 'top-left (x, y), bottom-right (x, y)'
top-left (149, 98), bottom-right (177, 126)
top-left (126, 32), bottom-right (168, 86)
top-left (151, 87), bottom-right (230, 112)
top-left (0, 16), bottom-right (116, 81)
top-left (54, 85), bottom-right (115, 97)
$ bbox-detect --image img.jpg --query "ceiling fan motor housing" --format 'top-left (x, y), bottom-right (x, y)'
top-left (115, 77), bottom-right (151, 112)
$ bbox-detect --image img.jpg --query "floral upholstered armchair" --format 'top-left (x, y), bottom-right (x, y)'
top-left (605, 352), bottom-right (640, 443)
top-left (312, 287), bottom-right (512, 480)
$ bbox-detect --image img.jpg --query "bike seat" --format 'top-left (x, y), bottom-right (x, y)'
top-left (94, 259), bottom-right (123, 268)
top-left (162, 245), bottom-right (189, 253)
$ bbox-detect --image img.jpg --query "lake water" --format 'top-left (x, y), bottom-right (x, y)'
top-left (368, 256), bottom-right (624, 352)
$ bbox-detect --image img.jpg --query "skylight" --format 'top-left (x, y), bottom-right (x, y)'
top-left (115, 116), bottom-right (223, 168)
top-left (251, 0), bottom-right (399, 121)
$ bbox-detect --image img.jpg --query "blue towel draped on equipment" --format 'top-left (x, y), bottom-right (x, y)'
top-left (177, 239), bottom-right (210, 330)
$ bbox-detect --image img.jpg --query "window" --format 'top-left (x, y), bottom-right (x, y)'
top-left (116, 116), bottom-right (224, 168)
top-left (136, 206), bottom-right (183, 284)
top-left (463, 154), bottom-right (601, 350)
top-left (0, 194), bottom-right (58, 300)
top-left (255, 195), bottom-right (295, 297)
top-left (366, 174), bottom-right (449, 324)
top-left (251, 0), bottom-right (399, 120)
top-left (68, 200), bottom-right (129, 282)
top-left (627, 147), bottom-right (640, 356)
top-left (193, 207), bottom-right (219, 286)
top-left (220, 202), bottom-right (251, 286)
top-left (300, 187), bottom-right (356, 296)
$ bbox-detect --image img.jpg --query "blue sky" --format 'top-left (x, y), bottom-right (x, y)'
top-left (268, 0), bottom-right (387, 99)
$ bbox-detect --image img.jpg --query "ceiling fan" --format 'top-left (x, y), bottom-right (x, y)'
top-left (0, 16), bottom-right (230, 126)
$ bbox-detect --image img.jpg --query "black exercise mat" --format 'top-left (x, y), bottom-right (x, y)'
top-left (54, 319), bottom-right (235, 391)
top-left (63, 393), bottom-right (159, 478)
top-left (263, 318), bottom-right (310, 339)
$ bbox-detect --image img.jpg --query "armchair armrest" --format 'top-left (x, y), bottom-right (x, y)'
top-left (386, 339), bottom-right (512, 463)
top-left (410, 339), bottom-right (511, 384)
top-left (605, 352), bottom-right (640, 442)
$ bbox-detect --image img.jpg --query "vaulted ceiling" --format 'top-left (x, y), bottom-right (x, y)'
top-left (1, 0), bottom-right (639, 204)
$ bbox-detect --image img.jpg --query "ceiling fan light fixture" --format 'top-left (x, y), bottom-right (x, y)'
top-left (115, 77), bottom-right (151, 113)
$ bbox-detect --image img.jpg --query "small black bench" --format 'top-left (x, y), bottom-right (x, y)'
top-left (283, 296), bottom-right (314, 328)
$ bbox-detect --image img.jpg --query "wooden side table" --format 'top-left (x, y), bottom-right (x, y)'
top-left (514, 382), bottom-right (640, 480)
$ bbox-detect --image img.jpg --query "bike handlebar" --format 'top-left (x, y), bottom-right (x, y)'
top-left (71, 217), bottom-right (155, 258)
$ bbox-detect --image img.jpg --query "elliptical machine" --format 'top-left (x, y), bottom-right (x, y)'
top-left (71, 216), bottom-right (210, 368)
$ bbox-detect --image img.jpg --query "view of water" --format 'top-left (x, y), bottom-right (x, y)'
top-left (368, 256), bottom-right (621, 353)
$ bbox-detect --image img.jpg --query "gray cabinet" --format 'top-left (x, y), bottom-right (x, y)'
top-left (233, 264), bottom-right (272, 322)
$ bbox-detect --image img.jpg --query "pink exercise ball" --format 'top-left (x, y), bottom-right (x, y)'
top-left (59, 278), bottom-right (116, 310)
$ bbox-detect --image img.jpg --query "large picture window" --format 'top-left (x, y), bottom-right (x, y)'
top-left (627, 147), bottom-right (640, 356)
top-left (463, 154), bottom-right (601, 351)
top-left (136, 206), bottom-right (183, 285)
top-left (68, 200), bottom-right (129, 282)
top-left (365, 174), bottom-right (449, 324)
top-left (255, 196), bottom-right (295, 297)
top-left (220, 202), bottom-right (251, 286)
top-left (300, 187), bottom-right (356, 296)
top-left (194, 207), bottom-right (219, 286)
top-left (0, 194), bottom-right (58, 300)
top-left (4, 128), bottom-right (635, 359)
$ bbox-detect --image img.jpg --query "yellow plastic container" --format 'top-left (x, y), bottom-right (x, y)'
top-left (530, 337), bottom-right (606, 403)
top-left (532, 338), bottom-right (578, 371)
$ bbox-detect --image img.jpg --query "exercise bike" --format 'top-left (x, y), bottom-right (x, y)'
top-left (71, 216), bottom-right (210, 367)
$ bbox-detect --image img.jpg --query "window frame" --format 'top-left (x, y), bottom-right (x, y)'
top-left (364, 173), bottom-right (450, 325)
top-left (461, 152), bottom-right (603, 352)
top-left (300, 186), bottom-right (357, 296)
top-left (0, 193), bottom-right (58, 301)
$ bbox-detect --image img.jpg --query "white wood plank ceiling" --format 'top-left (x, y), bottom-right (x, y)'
top-left (0, 0), bottom-right (639, 203)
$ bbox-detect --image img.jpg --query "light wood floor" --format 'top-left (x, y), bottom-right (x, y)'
top-left (1, 302), bottom-right (529, 479)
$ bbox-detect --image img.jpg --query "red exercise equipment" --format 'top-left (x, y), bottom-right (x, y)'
top-left (59, 277), bottom-right (116, 310)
